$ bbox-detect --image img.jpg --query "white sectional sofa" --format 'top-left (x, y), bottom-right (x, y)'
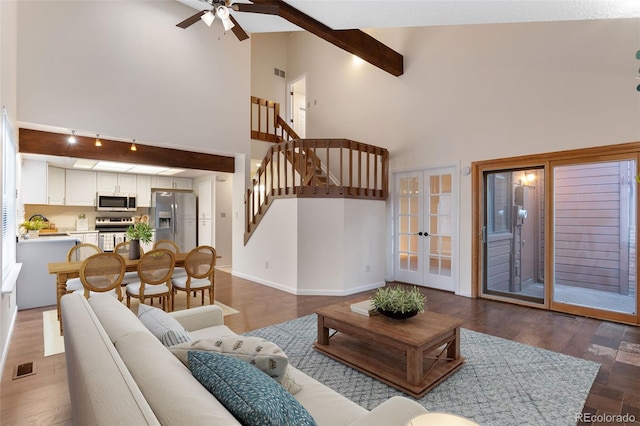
top-left (60, 293), bottom-right (429, 425)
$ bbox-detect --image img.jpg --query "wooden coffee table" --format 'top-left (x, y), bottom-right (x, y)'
top-left (314, 300), bottom-right (465, 398)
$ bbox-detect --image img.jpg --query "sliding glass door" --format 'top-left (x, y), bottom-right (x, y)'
top-left (474, 145), bottom-right (639, 324)
top-left (483, 168), bottom-right (545, 304)
top-left (551, 159), bottom-right (637, 316)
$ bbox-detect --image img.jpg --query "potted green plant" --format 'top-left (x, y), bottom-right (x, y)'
top-left (21, 217), bottom-right (46, 238)
top-left (126, 215), bottom-right (152, 259)
top-left (370, 286), bottom-right (427, 319)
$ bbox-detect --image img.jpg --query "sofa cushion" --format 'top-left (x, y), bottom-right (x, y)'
top-left (88, 294), bottom-right (151, 343)
top-left (137, 303), bottom-right (192, 346)
top-left (116, 331), bottom-right (241, 425)
top-left (169, 336), bottom-right (302, 394)
top-left (189, 351), bottom-right (317, 426)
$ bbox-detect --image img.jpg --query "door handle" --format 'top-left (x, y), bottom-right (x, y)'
top-left (415, 231), bottom-right (430, 236)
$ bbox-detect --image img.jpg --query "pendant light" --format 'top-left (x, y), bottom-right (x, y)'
top-left (68, 130), bottom-right (76, 144)
top-left (95, 134), bottom-right (102, 147)
top-left (130, 139), bottom-right (137, 151)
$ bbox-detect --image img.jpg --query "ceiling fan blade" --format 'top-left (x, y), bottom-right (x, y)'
top-left (228, 15), bottom-right (249, 41)
top-left (232, 3), bottom-right (279, 15)
top-left (176, 10), bottom-right (207, 29)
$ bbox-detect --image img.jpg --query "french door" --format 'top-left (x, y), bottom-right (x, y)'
top-left (394, 168), bottom-right (457, 291)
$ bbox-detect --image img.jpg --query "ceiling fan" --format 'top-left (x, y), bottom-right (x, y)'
top-left (176, 0), bottom-right (404, 77)
top-left (176, 0), bottom-right (277, 41)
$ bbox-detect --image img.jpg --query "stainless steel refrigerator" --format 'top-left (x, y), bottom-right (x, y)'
top-left (151, 190), bottom-right (197, 252)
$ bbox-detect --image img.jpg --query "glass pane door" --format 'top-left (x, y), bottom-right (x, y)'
top-left (395, 172), bottom-right (423, 284)
top-left (552, 160), bottom-right (637, 315)
top-left (483, 169), bottom-right (545, 304)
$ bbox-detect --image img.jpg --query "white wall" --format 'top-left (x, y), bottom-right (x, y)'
top-left (236, 197), bottom-right (385, 295)
top-left (0, 0), bottom-right (18, 379)
top-left (17, 0), bottom-right (251, 158)
top-left (281, 19), bottom-right (640, 296)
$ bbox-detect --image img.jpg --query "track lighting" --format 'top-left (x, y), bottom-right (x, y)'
top-left (68, 130), bottom-right (76, 144)
top-left (95, 134), bottom-right (102, 147)
top-left (130, 139), bottom-right (137, 152)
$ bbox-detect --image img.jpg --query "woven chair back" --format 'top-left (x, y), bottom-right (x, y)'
top-left (79, 252), bottom-right (126, 299)
top-left (153, 239), bottom-right (180, 253)
top-left (67, 243), bottom-right (102, 262)
top-left (137, 249), bottom-right (175, 285)
top-left (114, 241), bottom-right (144, 258)
top-left (185, 246), bottom-right (216, 279)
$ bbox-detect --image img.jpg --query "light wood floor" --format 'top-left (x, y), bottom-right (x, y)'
top-left (1, 271), bottom-right (639, 425)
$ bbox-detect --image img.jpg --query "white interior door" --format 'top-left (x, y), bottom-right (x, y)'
top-left (394, 168), bottom-right (456, 291)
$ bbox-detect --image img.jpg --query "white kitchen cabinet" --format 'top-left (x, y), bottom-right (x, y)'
top-left (151, 176), bottom-right (192, 190)
top-left (174, 177), bottom-right (192, 190)
top-left (198, 180), bottom-right (214, 246)
top-left (96, 172), bottom-right (137, 194)
top-left (136, 175), bottom-right (152, 207)
top-left (65, 170), bottom-right (97, 206)
top-left (20, 160), bottom-right (66, 205)
top-left (48, 166), bottom-right (66, 205)
top-left (83, 231), bottom-right (99, 245)
top-left (21, 159), bottom-right (48, 204)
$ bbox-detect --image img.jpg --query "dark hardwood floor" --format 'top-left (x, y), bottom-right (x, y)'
top-left (1, 271), bottom-right (639, 425)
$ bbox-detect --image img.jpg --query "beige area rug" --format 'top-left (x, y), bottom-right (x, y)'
top-left (42, 300), bottom-right (240, 357)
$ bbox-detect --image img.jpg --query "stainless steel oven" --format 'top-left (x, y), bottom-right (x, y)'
top-left (95, 217), bottom-right (134, 251)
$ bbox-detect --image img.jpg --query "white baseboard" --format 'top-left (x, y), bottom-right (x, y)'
top-left (231, 271), bottom-right (384, 296)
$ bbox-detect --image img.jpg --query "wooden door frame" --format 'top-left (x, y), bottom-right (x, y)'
top-left (472, 141), bottom-right (640, 325)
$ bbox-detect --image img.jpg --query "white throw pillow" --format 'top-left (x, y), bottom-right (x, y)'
top-left (170, 336), bottom-right (302, 394)
top-left (137, 303), bottom-right (192, 346)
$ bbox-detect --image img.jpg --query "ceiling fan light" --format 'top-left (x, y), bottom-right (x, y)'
top-left (221, 17), bottom-right (235, 31)
top-left (201, 11), bottom-right (215, 27)
top-left (216, 5), bottom-right (230, 20)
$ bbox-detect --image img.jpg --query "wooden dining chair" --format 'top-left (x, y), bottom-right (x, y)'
top-left (126, 249), bottom-right (175, 311)
top-left (66, 243), bottom-right (102, 293)
top-left (153, 240), bottom-right (187, 278)
top-left (78, 252), bottom-right (126, 301)
top-left (114, 241), bottom-right (144, 285)
top-left (171, 245), bottom-right (216, 310)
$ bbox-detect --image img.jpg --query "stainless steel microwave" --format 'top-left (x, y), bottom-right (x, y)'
top-left (96, 193), bottom-right (137, 212)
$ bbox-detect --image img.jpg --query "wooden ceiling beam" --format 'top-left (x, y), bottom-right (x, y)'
top-left (19, 128), bottom-right (235, 173)
top-left (248, 0), bottom-right (403, 77)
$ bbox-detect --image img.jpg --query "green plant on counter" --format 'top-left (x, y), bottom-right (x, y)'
top-left (370, 286), bottom-right (426, 314)
top-left (126, 215), bottom-right (152, 244)
top-left (21, 217), bottom-right (46, 231)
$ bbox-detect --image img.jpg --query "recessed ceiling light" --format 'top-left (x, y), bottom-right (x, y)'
top-left (128, 165), bottom-right (170, 175)
top-left (73, 159), bottom-right (98, 169)
top-left (92, 161), bottom-right (136, 172)
top-left (158, 168), bottom-right (185, 176)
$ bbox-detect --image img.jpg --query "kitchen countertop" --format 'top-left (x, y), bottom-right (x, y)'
top-left (19, 235), bottom-right (81, 244)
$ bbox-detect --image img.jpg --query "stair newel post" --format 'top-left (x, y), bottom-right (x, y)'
top-left (274, 102), bottom-right (280, 137)
top-left (373, 147), bottom-right (379, 197)
top-left (325, 140), bottom-right (330, 194)
top-left (339, 140), bottom-right (344, 195)
top-left (366, 145), bottom-right (371, 197)
top-left (357, 142), bottom-right (363, 197)
top-left (289, 140), bottom-right (294, 195)
top-left (312, 140), bottom-right (318, 194)
top-left (276, 144), bottom-right (281, 196)
top-left (269, 149), bottom-right (274, 201)
top-left (348, 140), bottom-right (354, 197)
top-left (382, 149), bottom-right (389, 199)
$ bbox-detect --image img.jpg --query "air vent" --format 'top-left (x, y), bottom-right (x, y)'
top-left (13, 361), bottom-right (36, 379)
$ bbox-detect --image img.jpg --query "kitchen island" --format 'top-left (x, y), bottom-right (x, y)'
top-left (17, 236), bottom-right (80, 310)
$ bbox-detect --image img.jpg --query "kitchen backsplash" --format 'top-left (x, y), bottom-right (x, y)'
top-left (24, 205), bottom-right (150, 231)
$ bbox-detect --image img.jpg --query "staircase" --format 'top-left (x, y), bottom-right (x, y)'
top-left (247, 97), bottom-right (389, 244)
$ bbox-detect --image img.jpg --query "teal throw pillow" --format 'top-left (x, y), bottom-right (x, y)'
top-left (188, 351), bottom-right (316, 426)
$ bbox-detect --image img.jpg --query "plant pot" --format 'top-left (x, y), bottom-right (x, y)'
top-left (28, 230), bottom-right (40, 239)
top-left (377, 308), bottom-right (418, 319)
top-left (129, 239), bottom-right (141, 260)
